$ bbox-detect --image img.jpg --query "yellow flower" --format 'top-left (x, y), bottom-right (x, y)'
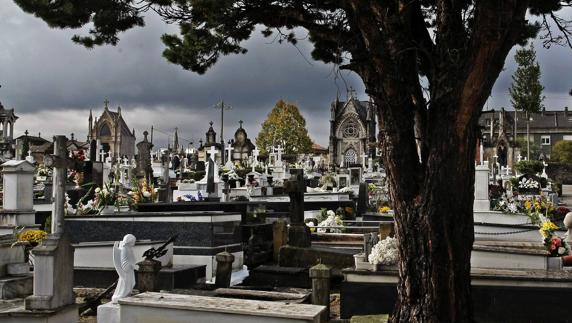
top-left (524, 200), bottom-right (532, 211)
top-left (541, 221), bottom-right (558, 231)
top-left (18, 230), bottom-right (47, 244)
top-left (379, 206), bottom-right (391, 214)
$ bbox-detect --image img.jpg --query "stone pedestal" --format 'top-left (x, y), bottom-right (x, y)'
top-left (0, 160), bottom-right (36, 227)
top-left (25, 234), bottom-right (75, 311)
top-left (288, 224), bottom-right (311, 248)
top-left (136, 259), bottom-right (162, 292)
top-left (474, 164), bottom-right (490, 212)
top-left (273, 220), bottom-right (288, 262)
top-left (215, 251), bottom-right (235, 288)
top-left (309, 264), bottom-right (331, 321)
top-left (97, 302), bottom-right (121, 323)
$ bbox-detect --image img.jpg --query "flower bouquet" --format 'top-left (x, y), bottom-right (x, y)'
top-left (11, 227), bottom-right (47, 265)
top-left (368, 236), bottom-right (399, 270)
top-left (539, 220), bottom-right (569, 257)
top-left (128, 179), bottom-right (158, 209)
top-left (94, 183), bottom-right (115, 214)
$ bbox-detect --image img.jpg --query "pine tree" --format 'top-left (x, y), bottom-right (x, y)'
top-left (255, 100), bottom-right (313, 155)
top-left (509, 44), bottom-right (545, 160)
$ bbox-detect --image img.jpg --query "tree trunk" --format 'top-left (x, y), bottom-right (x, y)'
top-left (374, 92), bottom-right (477, 323)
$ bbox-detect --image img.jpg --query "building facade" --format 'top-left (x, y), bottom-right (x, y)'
top-left (328, 95), bottom-right (376, 167)
top-left (478, 107), bottom-right (572, 165)
top-left (88, 102), bottom-right (136, 159)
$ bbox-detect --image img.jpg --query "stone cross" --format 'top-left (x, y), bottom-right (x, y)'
top-left (253, 148), bottom-right (260, 161)
top-left (43, 136), bottom-right (84, 233)
top-left (517, 154), bottom-right (522, 162)
top-left (207, 145), bottom-right (218, 163)
top-left (285, 169), bottom-right (305, 224)
top-left (275, 145), bottom-right (284, 167)
top-left (25, 150), bottom-right (34, 164)
top-left (284, 169), bottom-right (310, 247)
top-left (25, 135), bottom-right (77, 313)
top-left (542, 161), bottom-right (548, 178)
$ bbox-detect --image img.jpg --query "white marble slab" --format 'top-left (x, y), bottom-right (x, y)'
top-left (117, 292), bottom-right (325, 323)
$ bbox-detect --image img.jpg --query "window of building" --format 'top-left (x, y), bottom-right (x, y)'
top-left (485, 119), bottom-right (491, 126)
top-left (541, 135), bottom-right (551, 145)
top-left (342, 121), bottom-right (359, 138)
top-left (344, 148), bottom-right (357, 164)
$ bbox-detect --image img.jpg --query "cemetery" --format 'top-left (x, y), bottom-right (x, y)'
top-left (0, 119), bottom-right (570, 323)
top-left (3, 2), bottom-right (572, 322)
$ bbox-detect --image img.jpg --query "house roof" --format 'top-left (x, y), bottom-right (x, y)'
top-left (479, 109), bottom-right (572, 131)
top-left (105, 110), bottom-right (135, 138)
top-left (333, 96), bottom-right (370, 123)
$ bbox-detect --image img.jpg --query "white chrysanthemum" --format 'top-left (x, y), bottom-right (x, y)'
top-left (317, 215), bottom-right (343, 233)
top-left (368, 237), bottom-right (399, 265)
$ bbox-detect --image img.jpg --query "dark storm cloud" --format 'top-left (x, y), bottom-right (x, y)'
top-left (0, 1), bottom-right (366, 146)
top-left (2, 2), bottom-right (572, 147)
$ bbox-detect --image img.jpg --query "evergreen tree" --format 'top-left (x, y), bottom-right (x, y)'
top-left (256, 100), bottom-right (313, 155)
top-left (11, 1), bottom-right (572, 321)
top-left (552, 140), bottom-right (572, 163)
top-left (509, 44), bottom-right (545, 160)
top-left (509, 45), bottom-right (545, 114)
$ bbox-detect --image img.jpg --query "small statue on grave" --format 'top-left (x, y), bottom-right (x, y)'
top-left (111, 234), bottom-right (139, 303)
top-left (135, 131), bottom-right (154, 181)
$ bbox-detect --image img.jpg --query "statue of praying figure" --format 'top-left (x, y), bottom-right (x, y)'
top-left (111, 234), bottom-right (139, 303)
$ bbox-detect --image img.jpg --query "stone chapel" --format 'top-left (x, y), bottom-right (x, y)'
top-left (88, 100), bottom-right (135, 158)
top-left (328, 94), bottom-right (377, 167)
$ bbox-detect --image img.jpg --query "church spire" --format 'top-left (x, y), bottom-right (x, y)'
top-left (174, 127), bottom-right (179, 151)
top-left (88, 109), bottom-right (93, 140)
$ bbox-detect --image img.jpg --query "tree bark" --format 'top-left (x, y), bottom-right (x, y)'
top-left (352, 2), bottom-right (531, 321)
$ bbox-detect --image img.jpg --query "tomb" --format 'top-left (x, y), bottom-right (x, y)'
top-left (65, 210), bottom-right (243, 280)
top-left (99, 292), bottom-right (326, 323)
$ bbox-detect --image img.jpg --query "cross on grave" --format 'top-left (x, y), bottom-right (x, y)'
top-left (517, 154), bottom-right (523, 162)
top-left (99, 150), bottom-right (107, 163)
top-left (361, 153), bottom-right (368, 168)
top-left (275, 145), bottom-right (284, 159)
top-left (25, 135), bottom-right (77, 314)
top-left (207, 145), bottom-right (219, 162)
top-left (284, 169), bottom-right (310, 248)
top-left (43, 136), bottom-right (85, 234)
top-left (253, 148), bottom-right (260, 162)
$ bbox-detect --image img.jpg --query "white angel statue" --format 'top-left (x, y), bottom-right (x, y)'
top-left (111, 234), bottom-right (139, 303)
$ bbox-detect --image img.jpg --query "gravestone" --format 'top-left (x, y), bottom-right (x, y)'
top-left (135, 131), bottom-right (154, 181)
top-left (284, 169), bottom-right (311, 248)
top-left (0, 160), bottom-right (36, 230)
top-left (357, 183), bottom-right (368, 216)
top-left (25, 135), bottom-right (78, 322)
top-left (474, 164), bottom-right (490, 212)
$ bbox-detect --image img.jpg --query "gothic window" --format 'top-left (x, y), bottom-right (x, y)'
top-left (344, 148), bottom-right (357, 164)
top-left (100, 123), bottom-right (112, 136)
top-left (342, 121), bottom-right (359, 138)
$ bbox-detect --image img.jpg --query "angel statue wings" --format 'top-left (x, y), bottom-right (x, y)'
top-left (111, 234), bottom-right (139, 303)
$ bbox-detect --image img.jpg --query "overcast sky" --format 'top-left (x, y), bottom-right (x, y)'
top-left (2, 2), bottom-right (572, 148)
